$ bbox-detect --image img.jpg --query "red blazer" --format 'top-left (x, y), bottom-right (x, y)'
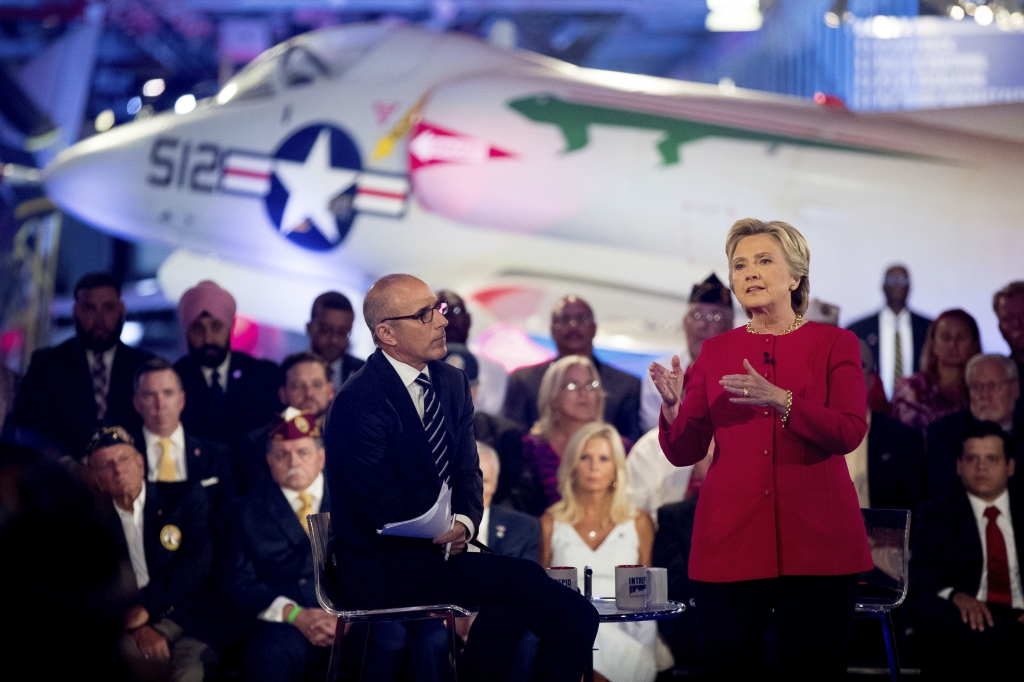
top-left (659, 322), bottom-right (873, 582)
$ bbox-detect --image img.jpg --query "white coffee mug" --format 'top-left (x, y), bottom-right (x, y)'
top-left (646, 567), bottom-right (669, 607)
top-left (615, 565), bottom-right (649, 610)
top-left (546, 566), bottom-right (579, 592)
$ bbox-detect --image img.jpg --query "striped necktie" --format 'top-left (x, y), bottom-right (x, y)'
top-left (893, 326), bottom-right (904, 387)
top-left (91, 353), bottom-right (109, 420)
top-left (416, 373), bottom-right (451, 486)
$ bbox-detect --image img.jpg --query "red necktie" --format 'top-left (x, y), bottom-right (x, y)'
top-left (983, 506), bottom-right (1013, 607)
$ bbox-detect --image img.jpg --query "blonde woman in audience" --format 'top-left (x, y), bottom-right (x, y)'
top-left (517, 356), bottom-right (632, 514)
top-left (540, 422), bottom-right (666, 682)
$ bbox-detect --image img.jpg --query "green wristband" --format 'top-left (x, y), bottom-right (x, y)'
top-left (286, 605), bottom-right (303, 625)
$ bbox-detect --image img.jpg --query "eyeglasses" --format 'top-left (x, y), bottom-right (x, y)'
top-left (562, 380), bottom-right (601, 393)
top-left (381, 300), bottom-right (448, 325)
top-left (552, 314), bottom-right (594, 326)
top-left (686, 311), bottom-right (727, 323)
top-left (884, 275), bottom-right (910, 287)
top-left (968, 379), bottom-right (1012, 394)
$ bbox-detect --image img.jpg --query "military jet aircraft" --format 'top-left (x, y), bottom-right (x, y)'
top-left (41, 22), bottom-right (1024, 363)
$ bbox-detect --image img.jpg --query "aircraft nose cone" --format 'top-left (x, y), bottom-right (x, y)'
top-left (43, 116), bottom-right (168, 239)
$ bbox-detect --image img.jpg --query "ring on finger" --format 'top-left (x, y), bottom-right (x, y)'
top-left (743, 388), bottom-right (748, 397)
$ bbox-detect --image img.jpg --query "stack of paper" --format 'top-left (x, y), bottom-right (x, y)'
top-left (377, 482), bottom-right (453, 539)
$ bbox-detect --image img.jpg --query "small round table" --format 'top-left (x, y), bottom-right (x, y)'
top-left (586, 598), bottom-right (686, 682)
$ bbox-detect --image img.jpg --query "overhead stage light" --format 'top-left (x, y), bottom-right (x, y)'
top-left (127, 96), bottom-right (142, 115)
top-left (142, 78), bottom-right (165, 97)
top-left (949, 5), bottom-right (965, 20)
top-left (975, 5), bottom-right (993, 25)
top-left (94, 109), bottom-right (115, 132)
top-left (175, 94), bottom-right (197, 114)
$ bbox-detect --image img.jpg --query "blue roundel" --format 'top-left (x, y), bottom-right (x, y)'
top-left (264, 124), bottom-right (362, 251)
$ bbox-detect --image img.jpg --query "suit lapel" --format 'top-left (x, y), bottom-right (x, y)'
top-left (69, 340), bottom-right (99, 422)
top-left (369, 351), bottom-right (441, 486)
top-left (1010, 491), bottom-right (1024, 572)
top-left (184, 434), bottom-right (210, 481)
top-left (261, 477), bottom-right (310, 548)
top-left (955, 493), bottom-right (984, 593)
top-left (143, 482), bottom-right (170, 577)
top-left (106, 344), bottom-right (133, 416)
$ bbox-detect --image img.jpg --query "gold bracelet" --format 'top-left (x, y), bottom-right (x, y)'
top-left (780, 390), bottom-right (793, 425)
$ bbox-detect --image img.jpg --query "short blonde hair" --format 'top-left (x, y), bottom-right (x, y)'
top-left (550, 422), bottom-right (635, 526)
top-left (531, 355), bottom-right (605, 438)
top-left (725, 218), bottom-right (810, 318)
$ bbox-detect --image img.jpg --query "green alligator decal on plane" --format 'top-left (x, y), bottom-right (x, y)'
top-left (507, 94), bottom-right (923, 166)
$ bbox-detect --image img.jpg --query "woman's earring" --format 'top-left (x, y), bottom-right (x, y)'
top-left (611, 479), bottom-right (618, 490)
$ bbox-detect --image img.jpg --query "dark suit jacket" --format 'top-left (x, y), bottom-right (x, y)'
top-left (9, 338), bottom-right (153, 458)
top-left (486, 505), bottom-right (539, 562)
top-left (325, 349), bottom-right (483, 608)
top-left (868, 411), bottom-right (925, 511)
top-left (133, 429), bottom-right (235, 516)
top-left (174, 351), bottom-right (280, 449)
top-left (220, 476), bottom-right (328, 619)
top-left (501, 356), bottom-right (642, 441)
top-left (652, 497), bottom-right (699, 668)
top-left (473, 411), bottom-right (525, 508)
top-left (111, 481), bottom-right (214, 637)
top-left (910, 489), bottom-right (1024, 609)
top-left (848, 309), bottom-right (932, 377)
top-left (236, 423), bottom-right (273, 496)
top-left (925, 410), bottom-right (1024, 501)
top-left (339, 353), bottom-right (366, 385)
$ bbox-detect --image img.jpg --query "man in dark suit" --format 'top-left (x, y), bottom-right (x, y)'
top-left (847, 265), bottom-right (931, 400)
top-left (132, 357), bottom-right (234, 516)
top-left (88, 427), bottom-right (215, 682)
top-left (994, 281), bottom-right (1024, 422)
top-left (173, 281), bottom-right (279, 450)
top-left (236, 351), bottom-right (336, 494)
top-left (10, 273), bottom-right (153, 458)
top-left (307, 291), bottom-right (365, 393)
top-left (909, 421), bottom-right (1024, 678)
top-left (502, 295), bottom-right (641, 441)
top-left (477, 442), bottom-right (539, 562)
top-left (326, 274), bottom-right (598, 682)
top-left (925, 354), bottom-right (1022, 500)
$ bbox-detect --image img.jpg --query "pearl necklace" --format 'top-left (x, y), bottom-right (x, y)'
top-left (746, 315), bottom-right (804, 336)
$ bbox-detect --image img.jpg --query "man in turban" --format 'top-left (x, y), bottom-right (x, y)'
top-left (173, 281), bottom-right (280, 451)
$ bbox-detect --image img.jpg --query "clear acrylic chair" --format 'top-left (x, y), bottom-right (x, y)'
top-left (307, 512), bottom-right (471, 682)
top-left (854, 508), bottom-right (911, 682)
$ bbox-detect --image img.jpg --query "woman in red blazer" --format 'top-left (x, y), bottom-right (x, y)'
top-left (650, 218), bottom-right (873, 681)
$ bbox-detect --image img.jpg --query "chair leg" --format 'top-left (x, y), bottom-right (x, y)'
top-left (444, 608), bottom-right (459, 682)
top-left (327, 617), bottom-right (346, 682)
top-left (880, 611), bottom-right (902, 682)
top-left (357, 622), bottom-right (376, 682)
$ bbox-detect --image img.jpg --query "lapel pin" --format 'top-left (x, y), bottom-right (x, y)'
top-left (156, 509), bottom-right (163, 516)
top-left (496, 525), bottom-right (506, 539)
top-left (232, 369), bottom-right (242, 380)
top-left (194, 447), bottom-right (201, 456)
top-left (160, 524), bottom-right (182, 551)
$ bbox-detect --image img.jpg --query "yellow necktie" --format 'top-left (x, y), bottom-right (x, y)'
top-left (157, 438), bottom-right (177, 482)
top-left (296, 492), bottom-right (314, 535)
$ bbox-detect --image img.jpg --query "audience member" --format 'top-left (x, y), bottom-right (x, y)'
top-left (803, 298), bottom-right (841, 326)
top-left (652, 453), bottom-right (713, 672)
top-left (173, 281), bottom-right (279, 449)
top-left (625, 429), bottom-right (709, 525)
top-left (541, 422), bottom-right (667, 682)
top-left (994, 281), bottom-right (1024, 422)
top-left (10, 273), bottom-right (153, 457)
top-left (640, 274), bottom-right (733, 431)
top-left (503, 295), bottom-right (641, 441)
top-left (132, 358), bottom-right (234, 516)
top-left (846, 341), bottom-right (925, 510)
top-left (926, 354), bottom-right (1023, 500)
top-left (859, 339), bottom-right (891, 415)
top-left (437, 289), bottom-right (508, 415)
top-left (520, 355), bottom-right (632, 515)
top-left (306, 291), bottom-right (364, 393)
top-left (88, 427), bottom-right (216, 682)
top-left (237, 352), bottom-right (335, 494)
top-left (848, 265), bottom-right (932, 400)
top-left (478, 442), bottom-right (539, 561)
top-left (891, 309), bottom-right (980, 433)
top-left (0, 364), bottom-right (19, 434)
top-left (909, 421), bottom-right (1024, 678)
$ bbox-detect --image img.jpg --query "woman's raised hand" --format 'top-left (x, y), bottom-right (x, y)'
top-left (720, 359), bottom-right (789, 411)
top-left (650, 355), bottom-right (685, 424)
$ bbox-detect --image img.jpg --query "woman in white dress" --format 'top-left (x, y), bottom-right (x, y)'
top-left (540, 422), bottom-right (667, 682)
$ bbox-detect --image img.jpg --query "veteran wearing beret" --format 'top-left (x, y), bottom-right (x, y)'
top-left (88, 426), bottom-right (216, 682)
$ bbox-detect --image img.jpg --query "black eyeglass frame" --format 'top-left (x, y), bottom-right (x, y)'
top-left (381, 300), bottom-right (448, 325)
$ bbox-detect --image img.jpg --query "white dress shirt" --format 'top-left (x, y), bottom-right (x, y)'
top-left (845, 411), bottom-right (871, 508)
top-left (878, 307), bottom-right (913, 398)
top-left (200, 352), bottom-right (231, 392)
top-left (143, 424), bottom-right (187, 482)
top-left (938, 489), bottom-right (1024, 608)
top-left (114, 485), bottom-right (149, 590)
top-left (330, 358), bottom-right (344, 394)
top-left (479, 506), bottom-right (491, 546)
top-left (382, 351), bottom-right (476, 541)
top-left (259, 473), bottom-right (325, 623)
top-left (625, 428), bottom-right (693, 525)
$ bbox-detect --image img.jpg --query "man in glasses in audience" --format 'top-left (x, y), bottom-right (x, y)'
top-left (502, 295), bottom-right (642, 441)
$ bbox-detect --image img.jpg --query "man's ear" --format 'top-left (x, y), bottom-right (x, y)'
top-left (1008, 458), bottom-right (1016, 478)
top-left (278, 386), bottom-right (289, 406)
top-left (375, 323), bottom-right (397, 348)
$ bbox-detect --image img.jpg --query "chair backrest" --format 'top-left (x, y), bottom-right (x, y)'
top-left (307, 512), bottom-right (344, 616)
top-left (856, 508), bottom-right (911, 612)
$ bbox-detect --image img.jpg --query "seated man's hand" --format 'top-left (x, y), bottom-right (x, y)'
top-left (433, 520), bottom-right (468, 555)
top-left (124, 605), bottom-right (150, 631)
top-left (289, 606), bottom-right (337, 647)
top-left (951, 592), bottom-right (995, 631)
top-left (133, 625), bottom-right (171, 661)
